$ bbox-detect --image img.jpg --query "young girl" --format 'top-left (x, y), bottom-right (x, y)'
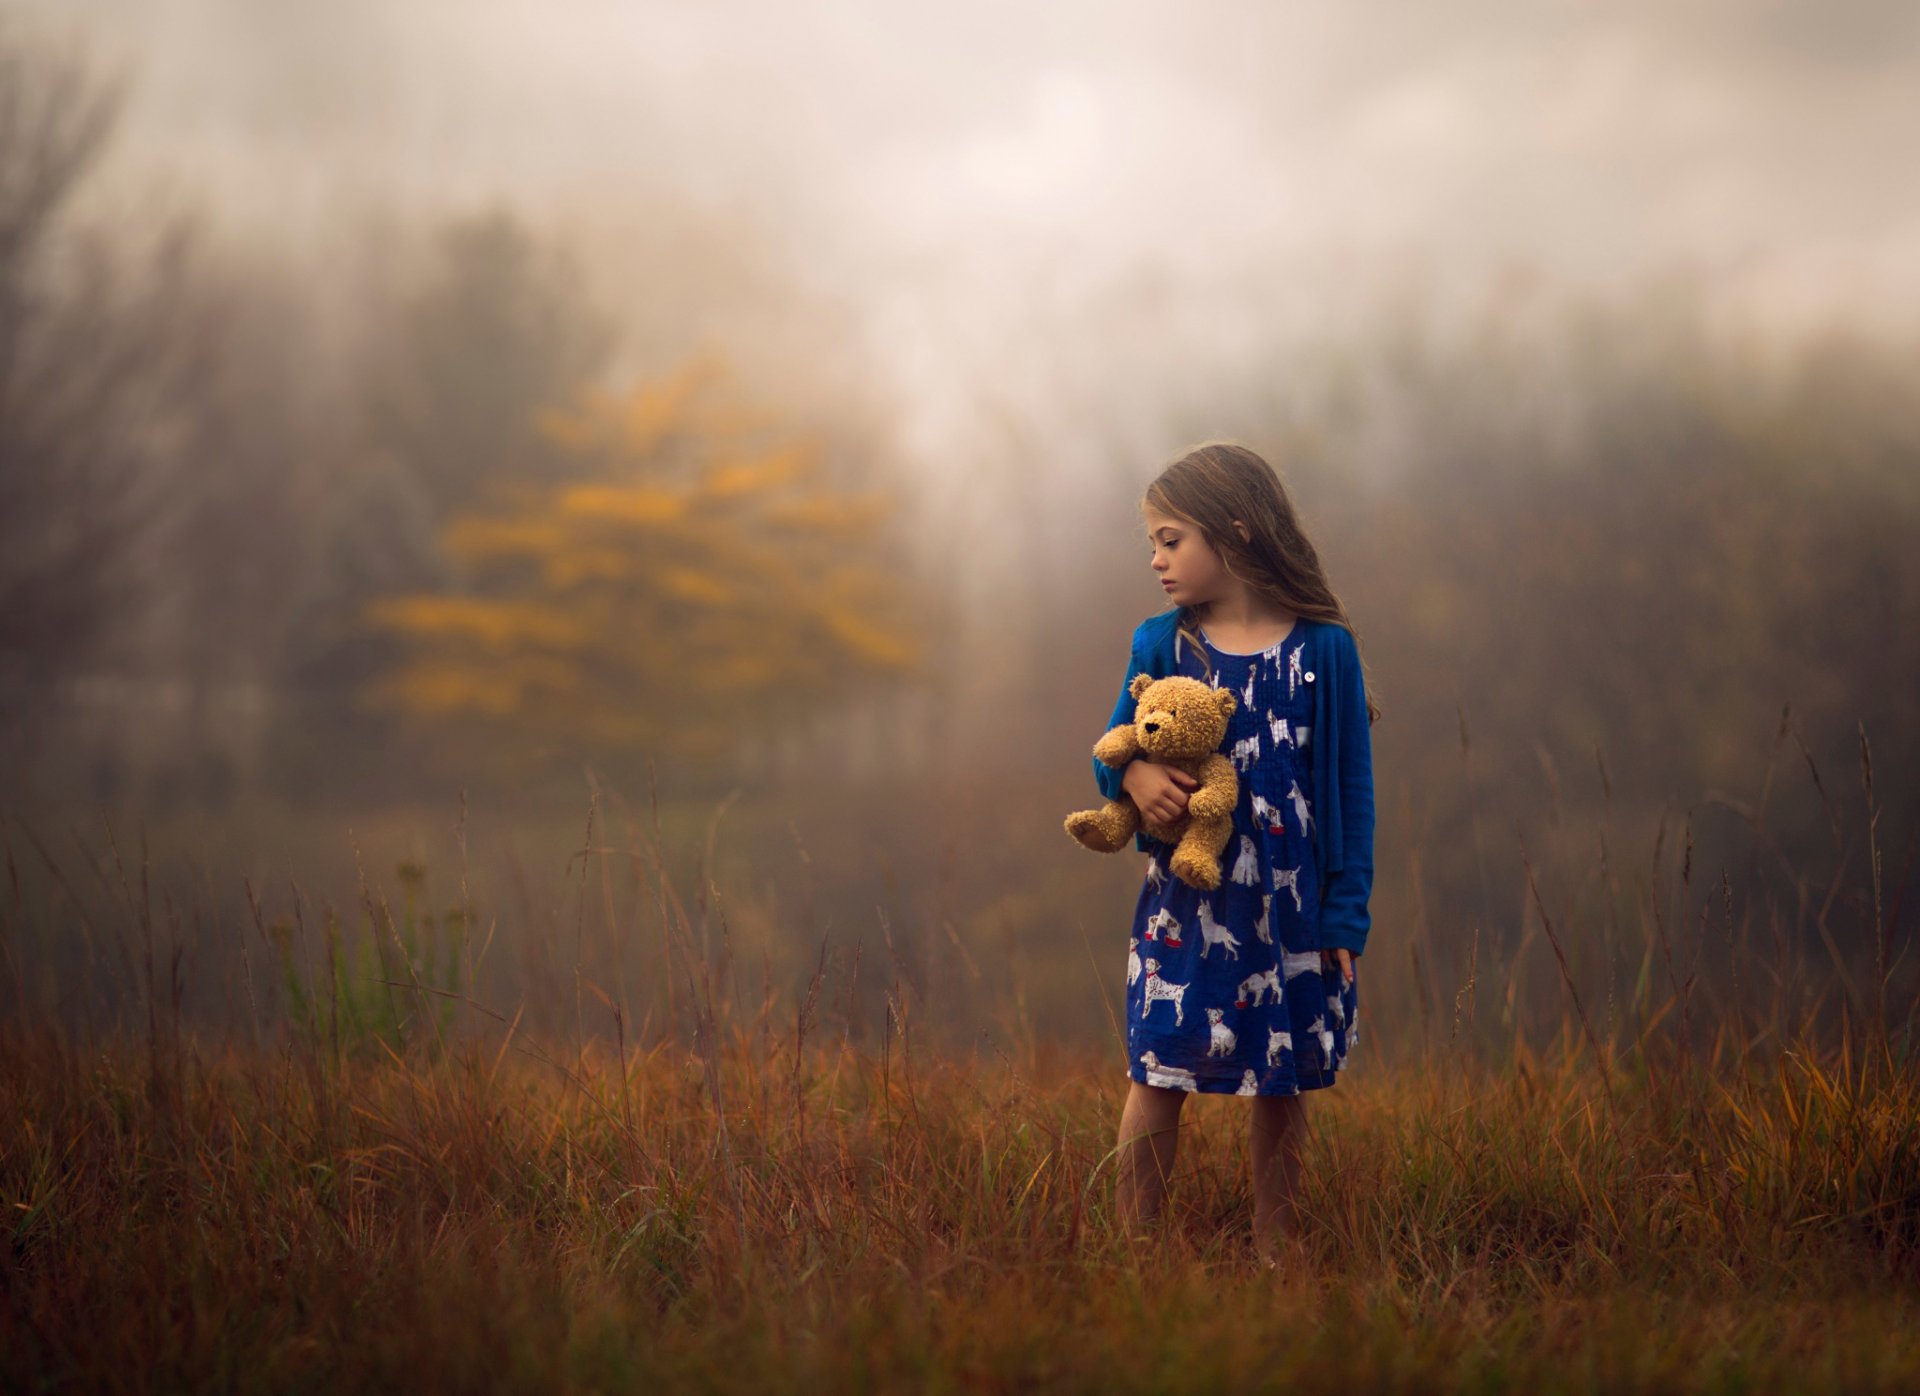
top-left (1092, 441), bottom-right (1378, 1266)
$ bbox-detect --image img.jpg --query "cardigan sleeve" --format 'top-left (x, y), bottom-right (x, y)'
top-left (1318, 626), bottom-right (1376, 956)
top-left (1093, 628), bottom-right (1148, 803)
top-left (1094, 621), bottom-right (1168, 854)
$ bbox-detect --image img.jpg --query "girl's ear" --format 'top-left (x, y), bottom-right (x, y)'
top-left (1232, 519), bottom-right (1250, 544)
top-left (1129, 673), bottom-right (1155, 701)
top-left (1216, 689), bottom-right (1238, 719)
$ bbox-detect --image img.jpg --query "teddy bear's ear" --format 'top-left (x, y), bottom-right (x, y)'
top-left (1216, 688), bottom-right (1238, 719)
top-left (1129, 673), bottom-right (1155, 701)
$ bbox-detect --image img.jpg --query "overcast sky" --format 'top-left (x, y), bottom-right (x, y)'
top-left (35, 1), bottom-right (1912, 281)
top-left (14, 0), bottom-right (1920, 554)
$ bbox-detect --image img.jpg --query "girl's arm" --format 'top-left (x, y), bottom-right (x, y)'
top-left (1319, 629), bottom-right (1375, 956)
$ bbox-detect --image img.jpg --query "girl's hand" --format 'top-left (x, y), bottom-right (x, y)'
top-left (1322, 947), bottom-right (1357, 986)
top-left (1122, 759), bottom-right (1200, 826)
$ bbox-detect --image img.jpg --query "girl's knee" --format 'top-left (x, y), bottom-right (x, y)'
top-left (1127, 1079), bottom-right (1190, 1119)
top-left (1249, 1091), bottom-right (1308, 1128)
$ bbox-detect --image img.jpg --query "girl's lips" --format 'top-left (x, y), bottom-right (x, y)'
top-left (1161, 580), bottom-right (1177, 589)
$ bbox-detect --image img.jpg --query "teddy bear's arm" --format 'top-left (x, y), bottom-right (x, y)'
top-left (1182, 754), bottom-right (1239, 820)
top-left (1092, 724), bottom-right (1144, 769)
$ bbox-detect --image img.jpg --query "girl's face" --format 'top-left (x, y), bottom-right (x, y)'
top-left (1144, 505), bottom-right (1231, 608)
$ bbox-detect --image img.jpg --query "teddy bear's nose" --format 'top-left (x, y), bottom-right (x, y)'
top-left (1142, 719), bottom-right (1160, 734)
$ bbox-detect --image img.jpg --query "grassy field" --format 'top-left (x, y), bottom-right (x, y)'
top-left (4, 981), bottom-right (1918, 1391)
top-left (4, 732), bottom-right (1917, 1393)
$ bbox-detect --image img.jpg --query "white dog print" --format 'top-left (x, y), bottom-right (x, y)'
top-left (1269, 713), bottom-right (1291, 751)
top-left (1236, 967), bottom-right (1281, 1008)
top-left (1274, 865), bottom-right (1303, 914)
top-left (1229, 835), bottom-right (1260, 886)
top-left (1251, 791), bottom-right (1285, 834)
top-left (1206, 1007), bottom-right (1237, 1057)
top-left (1145, 854), bottom-right (1166, 891)
top-left (1307, 1013), bottom-right (1334, 1061)
top-left (1138, 1051), bottom-right (1198, 1091)
top-left (1256, 893), bottom-right (1273, 945)
top-left (1196, 899), bottom-right (1242, 960)
top-left (1128, 937), bottom-right (1143, 987)
top-left (1286, 778), bottom-right (1312, 836)
top-left (1287, 643), bottom-right (1304, 697)
top-left (1144, 908), bottom-right (1183, 947)
top-left (1266, 1027), bottom-right (1294, 1066)
top-left (1141, 959), bottom-right (1188, 1026)
top-left (1236, 1068), bottom-right (1259, 1096)
top-left (1281, 949), bottom-right (1322, 981)
top-left (1230, 733), bottom-right (1260, 773)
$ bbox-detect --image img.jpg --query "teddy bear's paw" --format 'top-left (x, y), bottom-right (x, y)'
top-left (1065, 810), bottom-right (1128, 853)
top-left (1169, 849), bottom-right (1221, 891)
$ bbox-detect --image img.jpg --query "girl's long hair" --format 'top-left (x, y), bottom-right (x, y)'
top-left (1147, 440), bottom-right (1381, 724)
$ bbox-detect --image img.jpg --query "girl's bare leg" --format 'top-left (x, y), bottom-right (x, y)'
top-left (1249, 1092), bottom-right (1310, 1264)
top-left (1114, 1079), bottom-right (1188, 1236)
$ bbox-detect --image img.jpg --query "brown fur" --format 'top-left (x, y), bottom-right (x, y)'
top-left (1064, 673), bottom-right (1240, 890)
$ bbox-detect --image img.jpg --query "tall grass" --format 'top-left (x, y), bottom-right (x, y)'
top-left (1, 731), bottom-right (1915, 1392)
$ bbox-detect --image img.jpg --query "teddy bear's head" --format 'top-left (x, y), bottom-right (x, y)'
top-left (1127, 673), bottom-right (1237, 761)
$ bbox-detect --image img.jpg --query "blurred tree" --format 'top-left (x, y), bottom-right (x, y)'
top-left (367, 204), bottom-right (618, 514)
top-left (0, 27), bottom-right (208, 739)
top-left (270, 205), bottom-right (618, 796)
top-left (359, 351), bottom-right (925, 777)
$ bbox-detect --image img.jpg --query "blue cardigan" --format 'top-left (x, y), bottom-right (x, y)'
top-left (1092, 610), bottom-right (1376, 956)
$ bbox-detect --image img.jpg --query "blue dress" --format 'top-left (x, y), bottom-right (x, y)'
top-left (1124, 621), bottom-right (1360, 1096)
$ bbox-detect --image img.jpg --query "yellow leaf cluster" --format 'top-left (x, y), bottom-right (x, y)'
top-left (659, 566), bottom-right (735, 606)
top-left (363, 353), bottom-right (924, 754)
top-left (821, 605), bottom-right (917, 668)
top-left (555, 486), bottom-right (687, 525)
top-left (702, 444), bottom-right (814, 498)
top-left (535, 352), bottom-right (727, 460)
top-left (362, 596), bottom-right (591, 651)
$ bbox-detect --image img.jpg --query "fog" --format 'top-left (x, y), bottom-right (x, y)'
top-left (36, 0), bottom-right (1920, 507)
top-left (4, 0), bottom-right (1915, 1056)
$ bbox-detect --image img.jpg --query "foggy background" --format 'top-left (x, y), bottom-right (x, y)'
top-left (3, 0), bottom-right (1914, 1063)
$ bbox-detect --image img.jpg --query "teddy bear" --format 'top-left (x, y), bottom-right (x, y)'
top-left (1064, 673), bottom-right (1240, 890)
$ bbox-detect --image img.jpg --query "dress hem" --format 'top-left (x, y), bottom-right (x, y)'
top-left (1126, 1065), bottom-right (1345, 1097)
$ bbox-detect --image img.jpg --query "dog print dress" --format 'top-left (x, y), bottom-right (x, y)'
top-left (1125, 621), bottom-right (1359, 1096)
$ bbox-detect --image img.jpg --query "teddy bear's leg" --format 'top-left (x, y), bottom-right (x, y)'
top-left (1064, 799), bottom-right (1141, 853)
top-left (1167, 816), bottom-right (1236, 891)
top-left (1194, 813), bottom-right (1236, 861)
top-left (1167, 822), bottom-right (1218, 888)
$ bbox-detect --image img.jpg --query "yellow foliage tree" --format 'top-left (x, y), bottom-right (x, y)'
top-left (359, 352), bottom-right (924, 765)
